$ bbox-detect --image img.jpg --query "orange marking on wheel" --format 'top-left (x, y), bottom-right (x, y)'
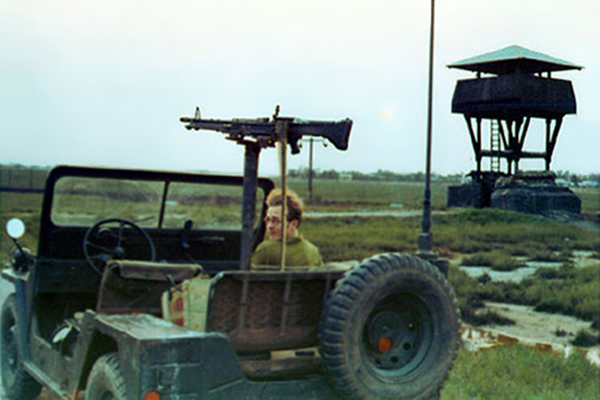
top-left (379, 337), bottom-right (393, 353)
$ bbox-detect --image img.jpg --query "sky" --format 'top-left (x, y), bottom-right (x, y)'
top-left (2, 0), bottom-right (599, 177)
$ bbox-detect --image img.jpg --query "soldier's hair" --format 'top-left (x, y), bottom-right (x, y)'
top-left (266, 188), bottom-right (304, 225)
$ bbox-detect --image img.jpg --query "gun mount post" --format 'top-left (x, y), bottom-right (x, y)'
top-left (240, 142), bottom-right (261, 270)
top-left (275, 117), bottom-right (292, 271)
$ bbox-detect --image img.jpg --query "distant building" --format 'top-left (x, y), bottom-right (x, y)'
top-left (580, 181), bottom-right (599, 188)
top-left (555, 178), bottom-right (573, 188)
top-left (339, 172), bottom-right (352, 181)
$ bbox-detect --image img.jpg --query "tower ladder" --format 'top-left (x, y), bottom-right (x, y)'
top-left (490, 119), bottom-right (501, 172)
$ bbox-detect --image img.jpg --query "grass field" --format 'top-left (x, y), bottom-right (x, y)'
top-left (0, 192), bottom-right (43, 263)
top-left (302, 208), bottom-right (600, 262)
top-left (287, 177), bottom-right (450, 210)
top-left (441, 345), bottom-right (600, 399)
top-left (575, 187), bottom-right (600, 217)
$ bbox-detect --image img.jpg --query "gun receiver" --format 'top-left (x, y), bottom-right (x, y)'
top-left (180, 108), bottom-right (352, 154)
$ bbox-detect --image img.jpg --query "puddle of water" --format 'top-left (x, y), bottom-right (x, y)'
top-left (460, 257), bottom-right (597, 283)
top-left (460, 266), bottom-right (539, 282)
top-left (305, 210), bottom-right (421, 218)
top-left (460, 260), bottom-right (564, 282)
top-left (524, 261), bottom-right (563, 268)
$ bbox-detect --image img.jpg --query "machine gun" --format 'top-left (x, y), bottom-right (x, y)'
top-left (180, 106), bottom-right (353, 270)
top-left (180, 107), bottom-right (352, 154)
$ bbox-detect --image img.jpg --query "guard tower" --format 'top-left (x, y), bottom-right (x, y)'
top-left (447, 45), bottom-right (583, 215)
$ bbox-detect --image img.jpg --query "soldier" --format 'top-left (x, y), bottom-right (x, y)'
top-left (252, 189), bottom-right (322, 267)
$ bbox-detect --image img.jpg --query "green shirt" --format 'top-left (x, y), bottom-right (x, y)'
top-left (252, 235), bottom-right (323, 267)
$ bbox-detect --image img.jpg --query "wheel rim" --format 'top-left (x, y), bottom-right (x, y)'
top-left (362, 293), bottom-right (434, 376)
top-left (1, 317), bottom-right (18, 385)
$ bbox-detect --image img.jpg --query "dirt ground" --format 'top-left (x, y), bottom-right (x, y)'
top-left (445, 212), bottom-right (599, 352)
top-left (478, 302), bottom-right (598, 348)
top-left (459, 249), bottom-right (600, 364)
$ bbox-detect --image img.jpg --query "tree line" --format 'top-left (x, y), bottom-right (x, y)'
top-left (1, 164), bottom-right (598, 187)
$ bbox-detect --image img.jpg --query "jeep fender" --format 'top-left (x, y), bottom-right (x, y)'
top-left (73, 312), bottom-right (248, 399)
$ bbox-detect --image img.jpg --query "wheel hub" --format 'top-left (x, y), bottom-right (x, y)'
top-left (362, 294), bottom-right (434, 373)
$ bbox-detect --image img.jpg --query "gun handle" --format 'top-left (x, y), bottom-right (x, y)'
top-left (289, 140), bottom-right (301, 155)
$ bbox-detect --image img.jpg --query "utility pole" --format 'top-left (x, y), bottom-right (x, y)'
top-left (300, 138), bottom-right (326, 202)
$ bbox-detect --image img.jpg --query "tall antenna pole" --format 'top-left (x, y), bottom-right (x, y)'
top-left (419, 0), bottom-right (435, 253)
top-left (308, 138), bottom-right (314, 202)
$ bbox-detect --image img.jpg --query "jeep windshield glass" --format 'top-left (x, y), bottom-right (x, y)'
top-left (162, 182), bottom-right (252, 230)
top-left (51, 176), bottom-right (262, 231)
top-left (52, 177), bottom-right (163, 227)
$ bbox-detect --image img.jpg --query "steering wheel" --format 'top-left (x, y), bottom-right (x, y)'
top-left (83, 218), bottom-right (156, 275)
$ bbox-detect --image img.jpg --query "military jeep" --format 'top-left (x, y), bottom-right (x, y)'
top-left (2, 111), bottom-right (460, 400)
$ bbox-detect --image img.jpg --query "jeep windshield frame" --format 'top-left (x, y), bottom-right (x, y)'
top-left (37, 166), bottom-right (274, 263)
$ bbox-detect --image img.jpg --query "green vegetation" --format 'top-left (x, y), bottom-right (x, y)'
top-left (451, 263), bottom-right (600, 327)
top-left (574, 187), bottom-right (600, 219)
top-left (466, 309), bottom-right (516, 327)
top-left (303, 216), bottom-right (420, 261)
top-left (302, 208), bottom-right (599, 262)
top-left (302, 208), bottom-right (600, 333)
top-left (434, 209), bottom-right (600, 256)
top-left (441, 345), bottom-right (600, 399)
top-left (0, 193), bottom-right (43, 264)
top-left (571, 330), bottom-right (600, 347)
top-left (287, 178), bottom-right (449, 210)
top-left (461, 250), bottom-right (525, 271)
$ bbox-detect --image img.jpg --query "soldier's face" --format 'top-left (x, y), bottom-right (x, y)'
top-left (265, 205), bottom-right (297, 241)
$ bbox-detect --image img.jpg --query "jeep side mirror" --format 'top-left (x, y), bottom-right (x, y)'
top-left (6, 218), bottom-right (26, 239)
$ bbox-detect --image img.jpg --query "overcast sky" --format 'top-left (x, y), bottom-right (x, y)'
top-left (2, 0), bottom-right (599, 177)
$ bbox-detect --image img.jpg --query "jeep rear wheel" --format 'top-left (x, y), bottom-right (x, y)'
top-left (319, 253), bottom-right (461, 400)
top-left (86, 353), bottom-right (127, 400)
top-left (1, 294), bottom-right (42, 400)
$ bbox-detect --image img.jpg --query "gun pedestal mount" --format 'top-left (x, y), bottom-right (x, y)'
top-left (180, 106), bottom-right (352, 270)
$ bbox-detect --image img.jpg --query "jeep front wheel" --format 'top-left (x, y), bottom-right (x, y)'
top-left (86, 353), bottom-right (127, 400)
top-left (1, 294), bottom-right (42, 400)
top-left (318, 253), bottom-right (461, 399)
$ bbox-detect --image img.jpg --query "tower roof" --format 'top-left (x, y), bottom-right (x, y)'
top-left (448, 45), bottom-right (583, 75)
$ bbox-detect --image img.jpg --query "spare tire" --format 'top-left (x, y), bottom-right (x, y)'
top-left (318, 253), bottom-right (461, 399)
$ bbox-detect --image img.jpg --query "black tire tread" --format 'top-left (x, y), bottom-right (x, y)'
top-left (318, 253), bottom-right (461, 400)
top-left (85, 353), bottom-right (127, 400)
top-left (1, 294), bottom-right (42, 400)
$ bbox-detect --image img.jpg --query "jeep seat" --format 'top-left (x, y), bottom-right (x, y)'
top-left (96, 260), bottom-right (202, 315)
top-left (164, 263), bottom-right (356, 353)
